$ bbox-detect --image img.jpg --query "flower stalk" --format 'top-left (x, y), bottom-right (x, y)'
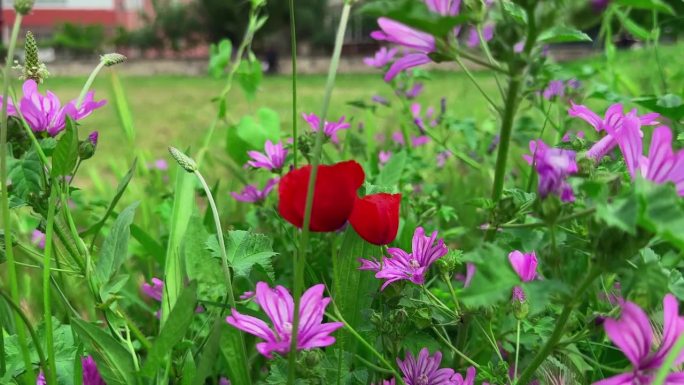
top-left (42, 181), bottom-right (59, 385)
top-left (287, 2), bottom-right (352, 384)
top-left (1, 13), bottom-right (36, 385)
top-left (289, 0), bottom-right (298, 168)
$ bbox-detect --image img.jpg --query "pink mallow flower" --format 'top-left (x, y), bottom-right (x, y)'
top-left (465, 23), bottom-right (495, 48)
top-left (1, 79), bottom-right (105, 137)
top-left (247, 140), bottom-right (288, 171)
top-left (364, 47), bottom-right (398, 68)
top-left (508, 250), bottom-right (538, 302)
top-left (31, 230), bottom-right (46, 249)
top-left (371, 18), bottom-right (435, 82)
top-left (302, 113), bottom-right (350, 144)
top-left (373, 379), bottom-right (396, 385)
top-left (411, 103), bottom-right (438, 132)
top-left (226, 282), bottom-right (343, 358)
top-left (543, 80), bottom-right (565, 100)
top-left (397, 347), bottom-right (463, 385)
top-left (593, 294), bottom-right (684, 385)
top-left (142, 277), bottom-right (203, 317)
top-left (568, 102), bottom-right (659, 162)
top-left (524, 140), bottom-right (578, 202)
top-left (436, 151), bottom-right (450, 168)
top-left (359, 227), bottom-right (448, 290)
top-left (219, 378), bottom-right (231, 385)
top-left (379, 150), bottom-right (392, 165)
top-left (231, 178), bottom-right (279, 203)
top-left (37, 356), bottom-right (104, 385)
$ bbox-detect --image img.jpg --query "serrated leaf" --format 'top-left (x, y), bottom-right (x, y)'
top-left (8, 149), bottom-right (42, 201)
top-left (208, 39), bottom-right (232, 78)
top-left (184, 216), bottom-right (226, 300)
top-left (142, 281), bottom-right (197, 376)
top-left (52, 117), bottom-right (79, 177)
top-left (537, 26), bottom-right (592, 43)
top-left (460, 245), bottom-right (519, 308)
top-left (209, 230), bottom-right (277, 279)
top-left (595, 189), bottom-right (638, 234)
top-left (376, 150), bottom-right (407, 187)
top-left (70, 319), bottom-right (137, 385)
top-left (502, 0), bottom-right (527, 24)
top-left (615, 0), bottom-right (675, 14)
top-left (95, 201), bottom-right (139, 285)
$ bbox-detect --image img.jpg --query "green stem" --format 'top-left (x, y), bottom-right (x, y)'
top-left (287, 4), bottom-right (352, 384)
top-left (453, 56), bottom-right (502, 115)
top-left (443, 274), bottom-right (461, 313)
top-left (653, 332), bottom-right (684, 385)
top-left (0, 289), bottom-right (48, 381)
top-left (500, 208), bottom-right (597, 229)
top-left (42, 179), bottom-right (59, 385)
top-left (490, 3), bottom-right (538, 203)
top-left (76, 61), bottom-right (105, 108)
top-left (516, 267), bottom-right (601, 385)
top-left (421, 128), bottom-right (482, 171)
top-left (1, 13), bottom-right (36, 385)
top-left (432, 326), bottom-right (480, 368)
top-left (289, 0), bottom-right (298, 169)
top-left (513, 320), bottom-right (521, 384)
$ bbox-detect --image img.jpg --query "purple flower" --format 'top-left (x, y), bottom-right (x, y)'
top-left (231, 178), bottom-right (279, 203)
top-left (219, 378), bottom-right (231, 385)
top-left (591, 0), bottom-right (611, 12)
top-left (225, 282), bottom-right (343, 358)
top-left (513, 41), bottom-right (525, 53)
top-left (88, 131), bottom-right (99, 147)
top-left (364, 47), bottom-right (398, 68)
top-left (562, 130), bottom-right (585, 143)
top-left (405, 83), bottom-right (424, 99)
top-left (411, 136), bottom-right (430, 147)
top-left (466, 23), bottom-right (495, 48)
top-left (302, 113), bottom-right (350, 144)
top-left (372, 95), bottom-right (390, 106)
top-left (455, 262), bottom-right (476, 288)
top-left (611, 123), bottom-right (684, 196)
top-left (31, 229), bottom-right (46, 249)
top-left (593, 294), bottom-right (684, 385)
top-left (240, 291), bottom-right (255, 300)
top-left (359, 227), bottom-right (448, 290)
top-left (509, 250), bottom-right (538, 303)
top-left (568, 102), bottom-right (659, 162)
top-left (371, 18), bottom-right (436, 82)
top-left (425, 0), bottom-right (461, 15)
top-left (397, 348), bottom-right (460, 385)
top-left (523, 140), bottom-right (578, 202)
top-left (142, 277), bottom-right (164, 302)
top-left (543, 80), bottom-right (565, 100)
top-left (392, 131), bottom-right (406, 145)
top-left (567, 78), bottom-right (581, 89)
top-left (372, 379), bottom-right (396, 385)
top-left (148, 159), bottom-right (169, 171)
top-left (37, 356), bottom-right (104, 385)
top-left (411, 103), bottom-right (438, 132)
top-left (379, 150), bottom-right (392, 165)
top-left (1, 79), bottom-right (106, 137)
top-left (436, 151), bottom-right (450, 168)
top-left (247, 140), bottom-right (288, 171)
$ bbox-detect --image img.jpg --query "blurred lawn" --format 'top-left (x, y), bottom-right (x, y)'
top-left (42, 43), bottom-right (682, 182)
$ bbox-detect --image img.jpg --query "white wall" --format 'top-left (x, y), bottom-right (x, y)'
top-left (3, 0), bottom-right (115, 9)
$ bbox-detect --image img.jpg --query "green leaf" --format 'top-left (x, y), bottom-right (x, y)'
top-left (110, 72), bottom-right (136, 143)
top-left (333, 228), bottom-right (381, 361)
top-left (227, 108), bottom-right (281, 165)
top-left (236, 57), bottom-right (262, 101)
top-left (180, 352), bottom-right (197, 385)
top-left (184, 216), bottom-right (226, 300)
top-left (633, 94), bottom-right (684, 121)
top-left (192, 319), bottom-right (224, 385)
top-left (208, 39), bottom-right (232, 78)
top-left (95, 201), bottom-right (139, 285)
top-left (537, 26), bottom-right (592, 43)
top-left (8, 149), bottom-right (42, 202)
top-left (359, 0), bottom-right (473, 37)
top-left (376, 150), bottom-right (407, 187)
top-left (99, 274), bottom-right (130, 304)
top-left (52, 117), bottom-right (79, 177)
top-left (142, 281), bottom-right (198, 376)
top-left (502, 1), bottom-right (527, 25)
top-left (130, 223), bottom-right (165, 264)
top-left (615, 0), bottom-right (675, 14)
top-left (460, 244), bottom-right (519, 308)
top-left (71, 319), bottom-right (137, 385)
top-left (220, 323), bottom-right (252, 385)
top-left (636, 180), bottom-right (684, 251)
top-left (595, 189), bottom-right (638, 235)
top-left (668, 269), bottom-right (684, 300)
top-left (209, 230), bottom-right (277, 279)
top-left (81, 159), bottom-right (137, 238)
top-left (614, 9), bottom-right (652, 40)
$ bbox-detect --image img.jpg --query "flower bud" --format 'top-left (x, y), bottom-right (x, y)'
top-left (100, 53), bottom-right (127, 67)
top-left (512, 295), bottom-right (529, 320)
top-left (14, 0), bottom-right (34, 15)
top-left (168, 147), bottom-right (198, 172)
top-left (78, 131), bottom-right (98, 160)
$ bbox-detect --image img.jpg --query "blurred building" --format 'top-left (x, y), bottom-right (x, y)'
top-left (1, 0), bottom-right (154, 41)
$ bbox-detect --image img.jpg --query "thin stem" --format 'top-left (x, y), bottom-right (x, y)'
top-left (288, 4), bottom-right (352, 384)
top-left (42, 179), bottom-right (59, 385)
top-left (477, 26), bottom-right (505, 99)
top-left (432, 326), bottom-right (480, 368)
top-left (516, 267), bottom-right (601, 385)
top-left (1, 13), bottom-right (36, 385)
top-left (653, 332), bottom-right (684, 385)
top-left (500, 207), bottom-right (597, 229)
top-left (289, 0), bottom-right (298, 169)
top-left (76, 61), bottom-right (105, 108)
top-left (453, 56), bottom-right (502, 115)
top-left (514, 320), bottom-right (521, 384)
top-left (422, 128), bottom-right (482, 171)
top-left (443, 275), bottom-right (461, 313)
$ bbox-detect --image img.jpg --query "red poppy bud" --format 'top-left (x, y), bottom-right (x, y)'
top-left (349, 193), bottom-right (401, 245)
top-left (278, 160), bottom-right (365, 232)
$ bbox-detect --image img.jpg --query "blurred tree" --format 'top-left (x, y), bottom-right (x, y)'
top-left (52, 23), bottom-right (105, 58)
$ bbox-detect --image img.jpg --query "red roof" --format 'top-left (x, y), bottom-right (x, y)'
top-left (2, 9), bottom-right (119, 28)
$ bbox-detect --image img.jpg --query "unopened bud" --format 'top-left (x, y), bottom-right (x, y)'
top-left (14, 0), bottom-right (34, 15)
top-left (168, 147), bottom-right (197, 172)
top-left (512, 288), bottom-right (529, 320)
top-left (101, 53), bottom-right (127, 67)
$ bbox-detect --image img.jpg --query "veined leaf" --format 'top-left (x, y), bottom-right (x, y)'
top-left (208, 230), bottom-right (277, 279)
top-left (220, 323), bottom-right (252, 385)
top-left (95, 201), bottom-right (139, 285)
top-left (8, 149), bottom-right (42, 202)
top-left (537, 26), bottom-right (592, 43)
top-left (52, 117), bottom-right (79, 177)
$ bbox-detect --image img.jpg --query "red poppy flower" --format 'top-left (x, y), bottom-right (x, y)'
top-left (349, 193), bottom-right (401, 245)
top-left (278, 160), bottom-right (365, 232)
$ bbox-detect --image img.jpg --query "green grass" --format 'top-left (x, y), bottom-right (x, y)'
top-left (42, 43), bottom-right (682, 182)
